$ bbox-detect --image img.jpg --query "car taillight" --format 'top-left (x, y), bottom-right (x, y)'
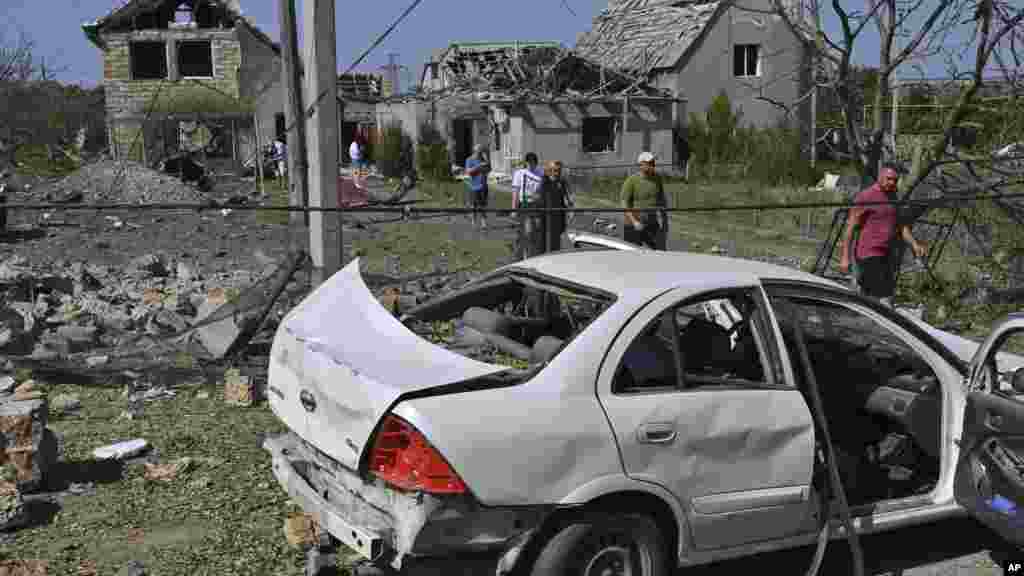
top-left (368, 414), bottom-right (467, 494)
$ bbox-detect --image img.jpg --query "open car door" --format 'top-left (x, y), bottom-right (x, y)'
top-left (955, 314), bottom-right (1024, 548)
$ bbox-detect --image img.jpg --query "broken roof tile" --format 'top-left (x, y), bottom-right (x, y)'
top-left (575, 0), bottom-right (721, 75)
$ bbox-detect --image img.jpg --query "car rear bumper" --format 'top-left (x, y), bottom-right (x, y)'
top-left (264, 432), bottom-right (550, 572)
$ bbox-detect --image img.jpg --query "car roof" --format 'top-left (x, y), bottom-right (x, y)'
top-left (506, 250), bottom-right (849, 297)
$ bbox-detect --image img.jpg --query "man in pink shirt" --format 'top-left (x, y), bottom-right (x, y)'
top-left (839, 163), bottom-right (927, 305)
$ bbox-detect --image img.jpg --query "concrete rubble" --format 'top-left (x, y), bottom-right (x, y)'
top-left (0, 251), bottom-right (287, 367)
top-left (44, 159), bottom-right (208, 205)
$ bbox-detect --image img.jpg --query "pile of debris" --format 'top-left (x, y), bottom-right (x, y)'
top-left (44, 159), bottom-right (209, 205)
top-left (0, 252), bottom-right (304, 372)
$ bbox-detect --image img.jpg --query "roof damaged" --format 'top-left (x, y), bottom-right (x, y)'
top-left (416, 42), bottom-right (676, 104)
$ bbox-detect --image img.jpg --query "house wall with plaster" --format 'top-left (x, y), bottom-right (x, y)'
top-left (516, 100), bottom-right (674, 172)
top-left (237, 23), bottom-right (283, 163)
top-left (667, 0), bottom-right (809, 131)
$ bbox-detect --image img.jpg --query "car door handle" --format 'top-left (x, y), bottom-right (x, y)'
top-left (638, 422), bottom-right (677, 444)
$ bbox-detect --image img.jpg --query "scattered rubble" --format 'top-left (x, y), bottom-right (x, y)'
top-left (116, 560), bottom-right (146, 576)
top-left (143, 457), bottom-right (193, 483)
top-left (284, 513), bottom-right (321, 549)
top-left (92, 439), bottom-right (150, 461)
top-left (0, 559), bottom-right (48, 576)
top-left (0, 396), bottom-right (56, 493)
top-left (222, 368), bottom-right (255, 406)
top-left (45, 160), bottom-right (208, 204)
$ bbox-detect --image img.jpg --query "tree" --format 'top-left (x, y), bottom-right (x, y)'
top-left (769, 0), bottom-right (1023, 192)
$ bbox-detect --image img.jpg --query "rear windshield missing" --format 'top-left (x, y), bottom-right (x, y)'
top-left (402, 271), bottom-right (615, 369)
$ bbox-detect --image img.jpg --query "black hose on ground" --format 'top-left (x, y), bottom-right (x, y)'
top-left (777, 299), bottom-right (866, 576)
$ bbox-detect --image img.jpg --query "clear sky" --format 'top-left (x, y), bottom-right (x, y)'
top-left (1, 0), bottom-right (946, 89)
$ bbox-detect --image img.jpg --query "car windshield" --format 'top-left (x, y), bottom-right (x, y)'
top-left (401, 270), bottom-right (615, 369)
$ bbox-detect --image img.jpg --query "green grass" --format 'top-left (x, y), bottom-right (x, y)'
top-left (350, 179), bottom-right (515, 275)
top-left (256, 177), bottom-right (290, 226)
top-left (14, 144), bottom-right (80, 178)
top-left (1, 376), bottom-right (365, 575)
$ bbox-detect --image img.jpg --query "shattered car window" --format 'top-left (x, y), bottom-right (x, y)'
top-left (402, 271), bottom-right (614, 369)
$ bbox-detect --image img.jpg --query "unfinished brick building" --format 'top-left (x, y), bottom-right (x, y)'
top-left (83, 0), bottom-right (283, 166)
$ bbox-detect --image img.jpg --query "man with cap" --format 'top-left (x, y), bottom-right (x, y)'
top-left (621, 151), bottom-right (669, 250)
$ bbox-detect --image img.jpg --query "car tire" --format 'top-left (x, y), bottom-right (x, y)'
top-left (528, 513), bottom-right (668, 576)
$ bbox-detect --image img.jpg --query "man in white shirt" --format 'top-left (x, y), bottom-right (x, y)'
top-left (349, 137), bottom-right (365, 171)
top-left (272, 137), bottom-right (287, 185)
top-left (512, 152), bottom-right (545, 258)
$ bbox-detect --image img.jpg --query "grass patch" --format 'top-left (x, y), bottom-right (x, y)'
top-left (0, 376), bottom-right (356, 575)
top-left (256, 178), bottom-right (290, 226)
top-left (14, 144), bottom-right (80, 178)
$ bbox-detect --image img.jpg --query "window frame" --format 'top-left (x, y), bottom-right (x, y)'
top-left (612, 287), bottom-right (789, 396)
top-left (581, 116), bottom-right (618, 154)
top-left (129, 40), bottom-right (169, 81)
top-left (177, 40), bottom-right (215, 79)
top-left (733, 43), bottom-right (761, 78)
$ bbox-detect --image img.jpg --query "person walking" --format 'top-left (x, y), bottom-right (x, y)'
top-left (621, 151), bottom-right (669, 250)
top-left (349, 136), bottom-right (366, 171)
top-left (839, 162), bottom-right (928, 307)
top-left (272, 136), bottom-right (287, 185)
top-left (464, 144), bottom-right (491, 229)
top-left (513, 152), bottom-right (545, 258)
top-left (539, 160), bottom-right (572, 253)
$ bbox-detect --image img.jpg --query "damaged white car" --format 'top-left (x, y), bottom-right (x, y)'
top-left (264, 246), bottom-right (1024, 576)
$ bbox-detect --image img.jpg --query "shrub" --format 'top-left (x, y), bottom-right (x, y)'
top-left (415, 121), bottom-right (450, 181)
top-left (376, 122), bottom-right (413, 179)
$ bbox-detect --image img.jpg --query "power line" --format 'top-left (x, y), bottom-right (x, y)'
top-left (278, 0), bottom-right (426, 140)
top-left (8, 191), bottom-right (1024, 214)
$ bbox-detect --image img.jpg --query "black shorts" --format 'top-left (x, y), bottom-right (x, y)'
top-left (857, 255), bottom-right (896, 298)
top-left (466, 186), bottom-right (488, 208)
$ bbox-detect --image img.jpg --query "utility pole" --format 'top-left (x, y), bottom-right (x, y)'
top-left (304, 0), bottom-right (341, 285)
top-left (278, 0), bottom-right (308, 229)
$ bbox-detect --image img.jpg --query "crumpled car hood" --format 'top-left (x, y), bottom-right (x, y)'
top-left (268, 259), bottom-right (508, 469)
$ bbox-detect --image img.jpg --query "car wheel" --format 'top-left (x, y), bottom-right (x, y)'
top-left (529, 513), bottom-right (668, 576)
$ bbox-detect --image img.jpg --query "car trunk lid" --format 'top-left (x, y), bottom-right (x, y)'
top-left (268, 259), bottom-right (508, 470)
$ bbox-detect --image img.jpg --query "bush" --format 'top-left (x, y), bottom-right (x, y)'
top-left (415, 122), bottom-right (450, 181)
top-left (376, 122), bottom-right (414, 179)
top-left (684, 91), bottom-right (823, 186)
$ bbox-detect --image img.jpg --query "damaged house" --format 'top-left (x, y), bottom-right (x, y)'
top-left (83, 0), bottom-right (284, 166)
top-left (575, 0), bottom-right (817, 160)
top-left (383, 41), bottom-right (682, 176)
top-left (338, 73), bottom-right (384, 164)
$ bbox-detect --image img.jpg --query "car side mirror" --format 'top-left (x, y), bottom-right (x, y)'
top-left (1012, 367), bottom-right (1024, 394)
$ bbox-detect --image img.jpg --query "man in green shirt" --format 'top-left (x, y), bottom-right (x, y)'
top-left (621, 151), bottom-right (668, 249)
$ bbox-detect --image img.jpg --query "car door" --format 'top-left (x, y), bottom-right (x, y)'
top-left (956, 314), bottom-right (1024, 548)
top-left (597, 284), bottom-right (817, 551)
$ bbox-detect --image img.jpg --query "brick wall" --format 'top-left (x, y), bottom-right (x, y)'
top-left (102, 29), bottom-right (244, 159)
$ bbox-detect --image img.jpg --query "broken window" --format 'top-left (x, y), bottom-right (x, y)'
top-left (404, 272), bottom-right (614, 369)
top-left (582, 117), bottom-right (617, 153)
top-left (612, 289), bottom-right (777, 394)
top-left (130, 41), bottom-right (168, 80)
top-left (178, 41), bottom-right (214, 78)
top-left (734, 44), bottom-right (760, 78)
